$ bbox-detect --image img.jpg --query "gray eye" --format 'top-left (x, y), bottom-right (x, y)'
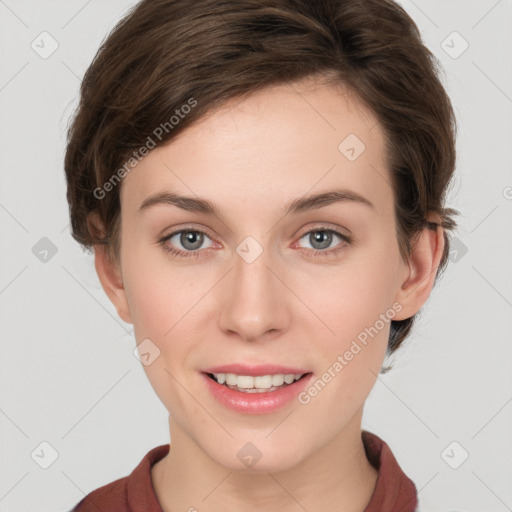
top-left (167, 230), bottom-right (212, 251)
top-left (300, 230), bottom-right (341, 251)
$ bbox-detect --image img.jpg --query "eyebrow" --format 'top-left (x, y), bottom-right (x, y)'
top-left (138, 188), bottom-right (375, 217)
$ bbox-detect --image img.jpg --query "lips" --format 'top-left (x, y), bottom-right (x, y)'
top-left (201, 370), bottom-right (314, 414)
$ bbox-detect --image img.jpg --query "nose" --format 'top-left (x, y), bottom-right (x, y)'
top-left (217, 243), bottom-right (290, 343)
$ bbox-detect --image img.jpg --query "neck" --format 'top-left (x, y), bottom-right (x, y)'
top-left (152, 411), bottom-right (378, 512)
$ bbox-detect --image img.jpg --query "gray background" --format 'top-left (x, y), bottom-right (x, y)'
top-left (0, 1), bottom-right (511, 511)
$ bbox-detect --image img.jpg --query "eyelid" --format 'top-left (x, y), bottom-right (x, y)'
top-left (296, 222), bottom-right (351, 238)
top-left (159, 223), bottom-right (218, 242)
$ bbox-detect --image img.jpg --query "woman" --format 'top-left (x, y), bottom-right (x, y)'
top-left (64, 0), bottom-right (459, 510)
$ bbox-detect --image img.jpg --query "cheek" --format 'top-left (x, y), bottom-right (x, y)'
top-left (121, 241), bottom-right (197, 337)
top-left (122, 255), bottom-right (203, 413)
top-left (296, 269), bottom-right (392, 427)
top-left (297, 256), bottom-right (398, 348)
top-left (290, 243), bottom-right (398, 405)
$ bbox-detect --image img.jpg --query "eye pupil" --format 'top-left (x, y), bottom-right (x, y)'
top-left (182, 231), bottom-right (203, 250)
top-left (310, 230), bottom-right (332, 250)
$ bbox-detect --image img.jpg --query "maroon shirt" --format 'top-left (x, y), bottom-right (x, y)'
top-left (70, 430), bottom-right (418, 511)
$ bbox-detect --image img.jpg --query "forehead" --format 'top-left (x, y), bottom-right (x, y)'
top-left (120, 78), bottom-right (391, 218)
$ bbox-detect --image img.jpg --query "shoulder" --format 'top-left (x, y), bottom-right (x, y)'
top-left (68, 444), bottom-right (170, 512)
top-left (69, 474), bottom-right (129, 511)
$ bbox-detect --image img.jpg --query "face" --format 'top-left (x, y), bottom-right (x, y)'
top-left (98, 76), bottom-right (428, 472)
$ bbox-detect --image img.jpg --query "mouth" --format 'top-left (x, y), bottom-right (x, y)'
top-left (204, 371), bottom-right (312, 393)
top-left (200, 368), bottom-right (314, 414)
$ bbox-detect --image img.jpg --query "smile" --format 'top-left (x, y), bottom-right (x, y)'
top-left (201, 371), bottom-right (314, 414)
top-left (208, 372), bottom-right (308, 393)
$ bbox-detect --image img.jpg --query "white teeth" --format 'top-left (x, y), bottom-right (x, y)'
top-left (254, 375), bottom-right (272, 388)
top-left (212, 372), bottom-right (306, 389)
top-left (225, 373), bottom-right (238, 386)
top-left (271, 374), bottom-right (284, 386)
top-left (284, 374), bottom-right (295, 384)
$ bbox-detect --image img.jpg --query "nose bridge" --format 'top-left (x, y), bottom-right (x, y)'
top-left (218, 235), bottom-right (288, 341)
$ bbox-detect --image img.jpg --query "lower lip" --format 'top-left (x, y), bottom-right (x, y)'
top-left (201, 372), bottom-right (313, 414)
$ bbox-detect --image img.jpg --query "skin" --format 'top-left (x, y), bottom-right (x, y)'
top-left (92, 75), bottom-right (444, 512)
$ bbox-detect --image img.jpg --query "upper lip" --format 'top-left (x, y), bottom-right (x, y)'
top-left (202, 364), bottom-right (311, 376)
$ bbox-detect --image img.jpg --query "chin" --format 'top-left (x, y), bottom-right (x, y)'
top-left (205, 437), bottom-right (307, 474)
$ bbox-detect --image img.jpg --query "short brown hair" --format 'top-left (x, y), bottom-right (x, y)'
top-left (64, 0), bottom-right (459, 363)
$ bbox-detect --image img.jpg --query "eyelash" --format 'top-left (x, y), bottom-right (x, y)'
top-left (158, 226), bottom-right (352, 260)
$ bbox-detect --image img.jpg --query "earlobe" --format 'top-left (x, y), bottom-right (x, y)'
top-left (393, 213), bottom-right (445, 321)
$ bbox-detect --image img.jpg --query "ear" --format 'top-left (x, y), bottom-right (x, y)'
top-left (88, 213), bottom-right (133, 324)
top-left (93, 245), bottom-right (133, 324)
top-left (393, 212), bottom-right (445, 321)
